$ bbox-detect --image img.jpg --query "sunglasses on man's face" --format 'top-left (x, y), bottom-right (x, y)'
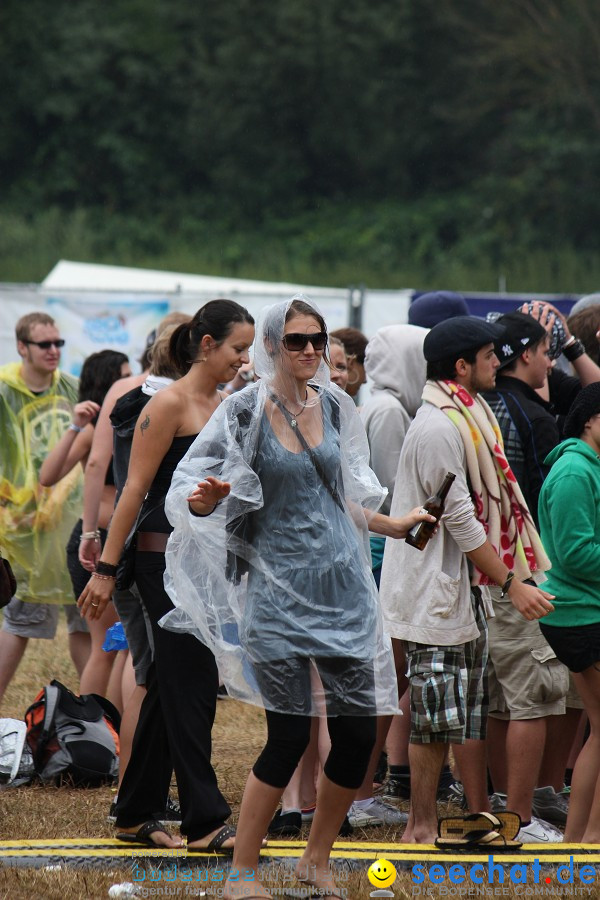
top-left (23, 339), bottom-right (65, 350)
top-left (281, 332), bottom-right (328, 352)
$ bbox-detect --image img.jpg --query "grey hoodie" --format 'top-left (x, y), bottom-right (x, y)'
top-left (360, 324), bottom-right (427, 514)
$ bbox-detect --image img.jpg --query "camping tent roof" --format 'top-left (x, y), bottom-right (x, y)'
top-left (42, 260), bottom-right (347, 298)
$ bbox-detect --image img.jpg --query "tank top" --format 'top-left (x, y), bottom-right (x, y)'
top-left (138, 434), bottom-right (197, 534)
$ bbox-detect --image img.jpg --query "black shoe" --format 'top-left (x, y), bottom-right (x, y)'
top-left (267, 810), bottom-right (302, 837)
top-left (437, 775), bottom-right (465, 806)
top-left (108, 794), bottom-right (182, 826)
top-left (383, 775), bottom-right (411, 800)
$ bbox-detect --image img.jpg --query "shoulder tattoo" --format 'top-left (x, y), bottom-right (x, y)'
top-left (140, 414), bottom-right (150, 436)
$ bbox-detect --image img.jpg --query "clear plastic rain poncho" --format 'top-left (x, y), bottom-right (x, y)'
top-left (162, 296), bottom-right (399, 716)
top-left (0, 364), bottom-right (82, 603)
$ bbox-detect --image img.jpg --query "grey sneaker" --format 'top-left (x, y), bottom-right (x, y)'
top-left (532, 785), bottom-right (568, 826)
top-left (489, 791), bottom-right (507, 812)
top-left (348, 799), bottom-right (408, 827)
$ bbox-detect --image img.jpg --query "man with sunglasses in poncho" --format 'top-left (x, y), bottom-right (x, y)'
top-left (0, 312), bottom-right (89, 707)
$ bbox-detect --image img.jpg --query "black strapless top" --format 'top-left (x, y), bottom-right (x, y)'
top-left (138, 434), bottom-right (197, 534)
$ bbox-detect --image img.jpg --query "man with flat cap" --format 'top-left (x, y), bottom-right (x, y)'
top-left (379, 316), bottom-right (555, 844)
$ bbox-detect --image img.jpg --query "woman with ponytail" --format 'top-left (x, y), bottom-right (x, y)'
top-left (78, 299), bottom-right (255, 851)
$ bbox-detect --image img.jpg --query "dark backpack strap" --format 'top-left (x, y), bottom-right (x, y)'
top-left (33, 684), bottom-right (59, 769)
top-left (89, 693), bottom-right (122, 733)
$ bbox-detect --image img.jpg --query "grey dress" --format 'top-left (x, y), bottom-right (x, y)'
top-left (242, 398), bottom-right (377, 665)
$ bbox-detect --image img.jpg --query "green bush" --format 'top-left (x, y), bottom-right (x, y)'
top-left (1, 202), bottom-right (599, 295)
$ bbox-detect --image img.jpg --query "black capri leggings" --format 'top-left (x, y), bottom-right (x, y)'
top-left (251, 655), bottom-right (378, 790)
top-left (253, 708), bottom-right (377, 790)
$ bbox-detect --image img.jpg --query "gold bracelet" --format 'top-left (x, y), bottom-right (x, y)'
top-left (91, 572), bottom-right (116, 581)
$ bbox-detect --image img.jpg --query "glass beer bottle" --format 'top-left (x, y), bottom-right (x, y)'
top-left (405, 472), bottom-right (456, 551)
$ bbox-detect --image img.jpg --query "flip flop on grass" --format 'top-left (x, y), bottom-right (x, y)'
top-left (435, 828), bottom-right (517, 851)
top-left (439, 811), bottom-right (522, 842)
top-left (435, 826), bottom-right (522, 851)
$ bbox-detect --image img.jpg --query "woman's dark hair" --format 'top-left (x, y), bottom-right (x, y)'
top-left (169, 299), bottom-right (254, 375)
top-left (285, 298), bottom-right (326, 332)
top-left (78, 350), bottom-right (129, 406)
top-left (426, 347), bottom-right (478, 381)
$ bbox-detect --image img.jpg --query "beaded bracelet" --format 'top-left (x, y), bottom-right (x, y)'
top-left (91, 572), bottom-right (115, 581)
top-left (68, 423), bottom-right (84, 433)
top-left (80, 530), bottom-right (101, 542)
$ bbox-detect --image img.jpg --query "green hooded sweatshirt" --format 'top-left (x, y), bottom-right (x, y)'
top-left (538, 437), bottom-right (600, 627)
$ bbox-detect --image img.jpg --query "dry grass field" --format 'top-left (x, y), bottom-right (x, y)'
top-left (0, 617), bottom-right (423, 899)
top-left (0, 616), bottom-right (583, 900)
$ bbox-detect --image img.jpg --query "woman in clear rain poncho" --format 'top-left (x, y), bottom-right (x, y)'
top-left (163, 296), bottom-right (434, 900)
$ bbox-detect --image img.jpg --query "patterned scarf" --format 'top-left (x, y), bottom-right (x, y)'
top-left (422, 379), bottom-right (550, 585)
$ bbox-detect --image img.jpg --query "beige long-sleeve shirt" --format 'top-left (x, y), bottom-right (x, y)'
top-left (379, 401), bottom-right (490, 646)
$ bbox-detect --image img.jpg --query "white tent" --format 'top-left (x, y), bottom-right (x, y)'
top-left (41, 260), bottom-right (348, 300)
top-left (1, 261), bottom-right (360, 375)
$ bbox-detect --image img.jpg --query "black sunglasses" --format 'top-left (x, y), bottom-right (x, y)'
top-left (23, 339), bottom-right (65, 350)
top-left (282, 332), bottom-right (328, 352)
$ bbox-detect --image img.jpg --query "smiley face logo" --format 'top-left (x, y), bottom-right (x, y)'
top-left (368, 858), bottom-right (397, 889)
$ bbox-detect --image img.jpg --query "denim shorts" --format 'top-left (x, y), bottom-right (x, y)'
top-left (2, 598), bottom-right (89, 638)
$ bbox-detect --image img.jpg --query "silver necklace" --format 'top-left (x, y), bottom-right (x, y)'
top-left (275, 389), bottom-right (308, 428)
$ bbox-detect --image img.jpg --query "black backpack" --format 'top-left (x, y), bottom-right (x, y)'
top-left (25, 680), bottom-right (120, 787)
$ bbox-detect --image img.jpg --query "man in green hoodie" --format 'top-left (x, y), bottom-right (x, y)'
top-left (0, 312), bottom-right (89, 707)
top-left (538, 382), bottom-right (600, 843)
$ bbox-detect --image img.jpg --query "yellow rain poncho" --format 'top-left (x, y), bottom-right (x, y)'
top-left (0, 363), bottom-right (82, 603)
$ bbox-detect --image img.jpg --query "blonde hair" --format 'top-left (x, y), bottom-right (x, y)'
top-left (148, 324), bottom-right (185, 379)
top-left (156, 311), bottom-right (192, 337)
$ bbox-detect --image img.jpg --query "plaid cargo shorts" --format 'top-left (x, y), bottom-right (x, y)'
top-left (404, 590), bottom-right (488, 745)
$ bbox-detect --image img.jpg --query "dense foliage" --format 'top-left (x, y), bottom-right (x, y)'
top-left (1, 0), bottom-right (599, 287)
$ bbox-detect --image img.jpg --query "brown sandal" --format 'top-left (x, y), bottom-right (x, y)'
top-left (437, 813), bottom-right (522, 850)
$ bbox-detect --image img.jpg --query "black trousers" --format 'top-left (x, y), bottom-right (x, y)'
top-left (114, 551), bottom-right (230, 841)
